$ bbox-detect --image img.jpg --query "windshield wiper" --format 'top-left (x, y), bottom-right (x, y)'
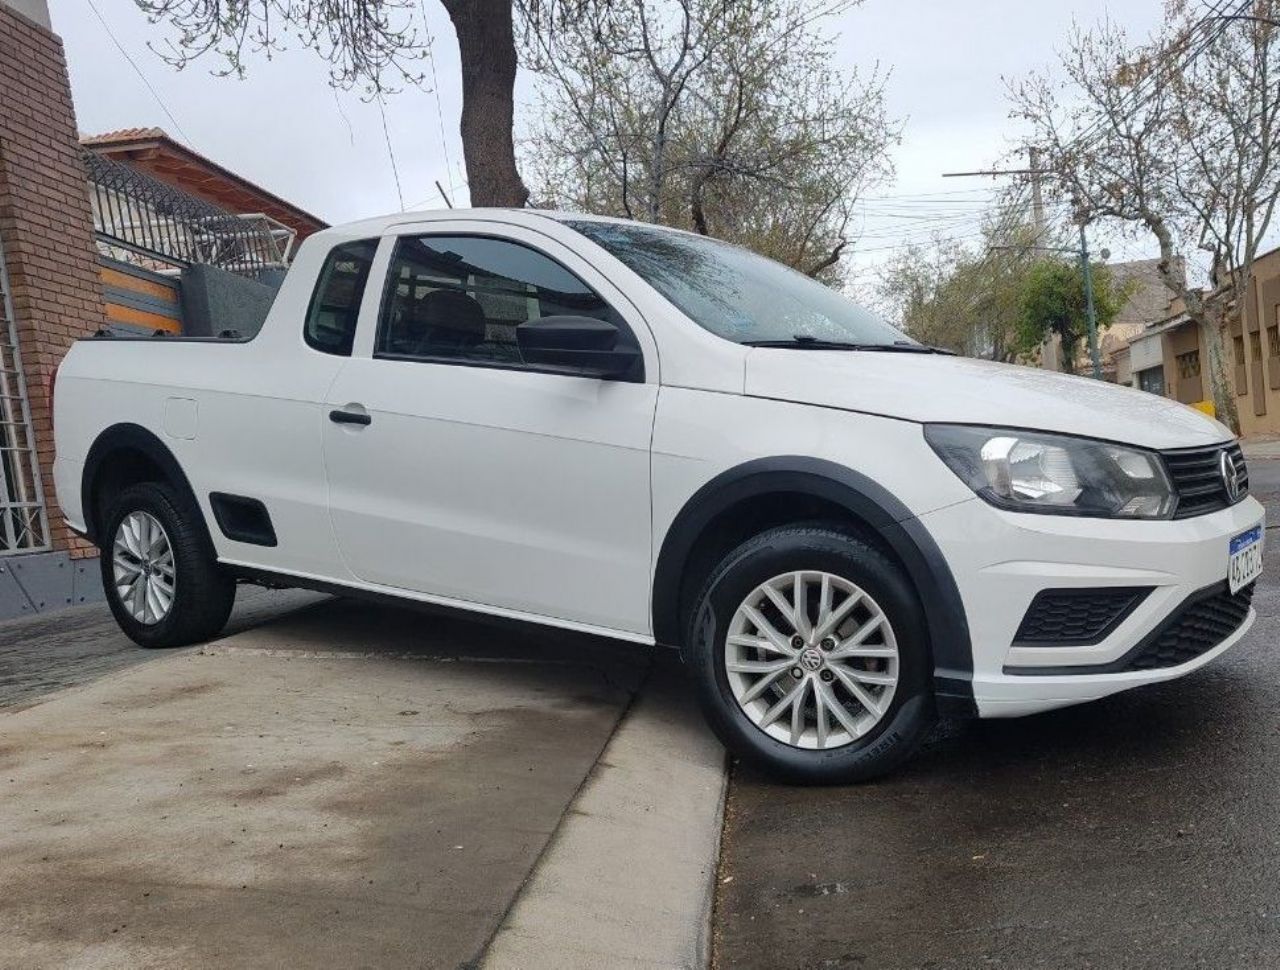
top-left (741, 337), bottom-right (862, 350)
top-left (853, 341), bottom-right (954, 355)
top-left (742, 335), bottom-right (952, 354)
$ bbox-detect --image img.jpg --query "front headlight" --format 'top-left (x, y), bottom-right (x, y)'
top-left (924, 424), bottom-right (1175, 519)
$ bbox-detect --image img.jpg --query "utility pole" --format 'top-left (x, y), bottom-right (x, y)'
top-left (1028, 147), bottom-right (1047, 244)
top-left (1078, 223), bottom-right (1103, 380)
top-left (944, 152), bottom-right (1107, 380)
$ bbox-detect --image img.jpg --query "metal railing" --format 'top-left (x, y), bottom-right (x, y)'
top-left (85, 150), bottom-right (296, 279)
top-left (0, 236), bottom-right (50, 555)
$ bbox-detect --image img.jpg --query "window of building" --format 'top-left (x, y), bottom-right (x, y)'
top-left (1234, 334), bottom-right (1247, 364)
top-left (1137, 366), bottom-right (1166, 396)
top-left (1268, 324), bottom-right (1279, 358)
top-left (1176, 350), bottom-right (1201, 379)
top-left (304, 239), bottom-right (378, 356)
top-left (375, 235), bottom-right (625, 368)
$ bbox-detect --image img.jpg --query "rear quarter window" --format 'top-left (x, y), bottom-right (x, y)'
top-left (304, 239), bottom-right (378, 356)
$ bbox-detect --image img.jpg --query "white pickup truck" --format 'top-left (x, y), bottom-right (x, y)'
top-left (53, 209), bottom-right (1265, 781)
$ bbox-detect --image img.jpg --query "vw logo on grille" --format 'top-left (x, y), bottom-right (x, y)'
top-left (1220, 449), bottom-right (1244, 502)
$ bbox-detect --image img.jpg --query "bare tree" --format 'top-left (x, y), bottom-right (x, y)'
top-left (875, 225), bottom-right (1042, 362)
top-left (135, 0), bottom-right (584, 207)
top-left (521, 0), bottom-right (898, 282)
top-left (1010, 1), bottom-right (1280, 431)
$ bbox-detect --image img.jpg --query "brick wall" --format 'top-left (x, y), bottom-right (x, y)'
top-left (0, 3), bottom-right (106, 556)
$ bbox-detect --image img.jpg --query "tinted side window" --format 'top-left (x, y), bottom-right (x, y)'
top-left (304, 239), bottom-right (377, 356)
top-left (376, 235), bottom-right (620, 366)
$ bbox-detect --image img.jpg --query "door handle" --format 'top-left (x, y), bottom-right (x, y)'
top-left (329, 408), bottom-right (372, 426)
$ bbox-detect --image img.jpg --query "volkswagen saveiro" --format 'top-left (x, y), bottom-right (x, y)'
top-left (52, 210), bottom-right (1265, 782)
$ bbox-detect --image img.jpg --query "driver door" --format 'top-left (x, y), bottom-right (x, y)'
top-left (322, 221), bottom-right (659, 637)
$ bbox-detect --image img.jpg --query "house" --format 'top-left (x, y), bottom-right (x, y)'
top-left (82, 128), bottom-right (327, 337)
top-left (82, 128), bottom-right (325, 242)
top-left (1118, 245), bottom-right (1280, 437)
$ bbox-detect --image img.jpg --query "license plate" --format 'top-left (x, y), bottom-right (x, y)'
top-left (1229, 525), bottom-right (1264, 594)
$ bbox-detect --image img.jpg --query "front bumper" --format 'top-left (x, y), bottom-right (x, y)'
top-left (920, 495), bottom-right (1266, 717)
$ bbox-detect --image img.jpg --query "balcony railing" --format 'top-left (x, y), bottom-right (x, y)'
top-left (84, 150), bottom-right (295, 280)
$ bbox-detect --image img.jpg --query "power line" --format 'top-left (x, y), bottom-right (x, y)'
top-left (1066, 0), bottom-right (1247, 155)
top-left (858, 187), bottom-right (1003, 201)
top-left (404, 177), bottom-right (469, 211)
top-left (85, 0), bottom-right (193, 144)
top-left (420, 0), bottom-right (457, 201)
top-left (377, 96), bottom-right (405, 211)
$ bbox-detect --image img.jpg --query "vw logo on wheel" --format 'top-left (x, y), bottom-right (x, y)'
top-left (1220, 449), bottom-right (1244, 503)
top-left (799, 647), bottom-right (824, 672)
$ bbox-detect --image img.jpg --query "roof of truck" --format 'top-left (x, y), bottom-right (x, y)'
top-left (314, 208), bottom-right (685, 241)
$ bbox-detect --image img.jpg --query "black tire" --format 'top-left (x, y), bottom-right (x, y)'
top-left (100, 481), bottom-right (235, 648)
top-left (685, 524), bottom-right (935, 784)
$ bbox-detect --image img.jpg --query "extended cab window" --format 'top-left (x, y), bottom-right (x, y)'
top-left (376, 235), bottom-right (621, 367)
top-left (305, 239), bottom-right (377, 356)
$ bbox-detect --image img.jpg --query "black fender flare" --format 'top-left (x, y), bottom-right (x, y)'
top-left (651, 456), bottom-right (975, 714)
top-left (80, 423), bottom-right (206, 546)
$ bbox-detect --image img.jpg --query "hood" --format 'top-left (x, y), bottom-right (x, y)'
top-left (743, 349), bottom-right (1232, 450)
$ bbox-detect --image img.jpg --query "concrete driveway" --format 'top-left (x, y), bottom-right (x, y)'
top-left (1, 598), bottom-right (725, 970)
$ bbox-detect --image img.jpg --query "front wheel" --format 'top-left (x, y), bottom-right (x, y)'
top-left (101, 482), bottom-right (236, 648)
top-left (685, 525), bottom-right (935, 784)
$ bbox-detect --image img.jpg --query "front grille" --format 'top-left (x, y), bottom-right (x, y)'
top-left (1162, 442), bottom-right (1249, 519)
top-left (1124, 582), bottom-right (1255, 671)
top-left (1014, 587), bottom-right (1152, 646)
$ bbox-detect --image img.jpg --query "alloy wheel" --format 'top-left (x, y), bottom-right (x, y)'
top-left (724, 570), bottom-right (899, 750)
top-left (112, 510), bottom-right (176, 626)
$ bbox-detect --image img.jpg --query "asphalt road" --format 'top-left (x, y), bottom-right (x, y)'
top-left (1250, 456), bottom-right (1280, 494)
top-left (715, 482), bottom-right (1280, 970)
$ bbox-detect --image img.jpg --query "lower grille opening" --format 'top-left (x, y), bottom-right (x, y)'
top-left (1125, 582), bottom-right (1255, 671)
top-left (1006, 580), bottom-right (1255, 676)
top-left (1014, 587), bottom-right (1153, 647)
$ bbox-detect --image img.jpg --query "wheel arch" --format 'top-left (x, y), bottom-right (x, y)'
top-left (651, 456), bottom-right (975, 714)
top-left (80, 423), bottom-right (209, 548)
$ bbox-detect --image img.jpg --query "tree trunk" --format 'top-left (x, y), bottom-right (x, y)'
top-left (1197, 308), bottom-right (1242, 435)
top-left (1059, 332), bottom-right (1078, 376)
top-left (1150, 215), bottom-right (1240, 433)
top-left (441, 0), bottom-right (529, 208)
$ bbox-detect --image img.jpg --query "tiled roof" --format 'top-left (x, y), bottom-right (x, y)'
top-left (79, 128), bottom-right (327, 234)
top-left (81, 127), bottom-right (167, 145)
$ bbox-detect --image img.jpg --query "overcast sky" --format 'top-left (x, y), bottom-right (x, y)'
top-left (56, 0), bottom-right (1171, 285)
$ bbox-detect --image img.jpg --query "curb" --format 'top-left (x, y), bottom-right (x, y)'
top-left (480, 658), bottom-right (728, 970)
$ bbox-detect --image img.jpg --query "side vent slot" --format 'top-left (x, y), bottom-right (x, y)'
top-left (209, 493), bottom-right (278, 547)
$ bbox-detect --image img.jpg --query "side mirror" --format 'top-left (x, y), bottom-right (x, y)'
top-left (516, 315), bottom-right (642, 380)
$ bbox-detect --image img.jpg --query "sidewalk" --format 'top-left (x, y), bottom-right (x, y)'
top-left (0, 599), bottom-right (725, 969)
top-left (1243, 436), bottom-right (1280, 460)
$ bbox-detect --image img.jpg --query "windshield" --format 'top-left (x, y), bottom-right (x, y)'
top-left (563, 219), bottom-right (911, 347)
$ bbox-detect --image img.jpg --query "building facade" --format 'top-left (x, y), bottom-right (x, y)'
top-left (1236, 246), bottom-right (1280, 437)
top-left (1119, 247), bottom-right (1280, 437)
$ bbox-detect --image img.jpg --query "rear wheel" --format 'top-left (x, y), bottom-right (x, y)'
top-left (686, 525), bottom-right (935, 783)
top-left (101, 482), bottom-right (235, 648)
